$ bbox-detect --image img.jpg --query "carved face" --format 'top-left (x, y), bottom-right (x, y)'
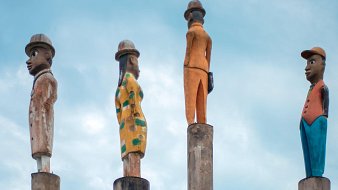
top-left (127, 55), bottom-right (140, 80)
top-left (26, 47), bottom-right (51, 76)
top-left (305, 54), bottom-right (325, 84)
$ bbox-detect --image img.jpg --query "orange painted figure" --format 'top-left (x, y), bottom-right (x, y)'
top-left (115, 40), bottom-right (147, 177)
top-left (184, 0), bottom-right (212, 125)
top-left (25, 34), bottom-right (57, 173)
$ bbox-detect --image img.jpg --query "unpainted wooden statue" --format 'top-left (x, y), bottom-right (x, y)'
top-left (25, 34), bottom-right (57, 173)
top-left (184, 0), bottom-right (212, 125)
top-left (300, 47), bottom-right (329, 177)
top-left (115, 40), bottom-right (147, 177)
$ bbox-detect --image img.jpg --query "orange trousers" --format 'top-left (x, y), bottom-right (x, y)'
top-left (184, 68), bottom-right (208, 125)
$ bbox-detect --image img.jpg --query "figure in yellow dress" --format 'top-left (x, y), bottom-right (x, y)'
top-left (115, 40), bottom-right (147, 177)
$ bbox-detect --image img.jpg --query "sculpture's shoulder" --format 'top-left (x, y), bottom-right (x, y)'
top-left (321, 82), bottom-right (329, 95)
top-left (33, 72), bottom-right (57, 100)
top-left (188, 25), bottom-right (211, 41)
top-left (36, 72), bottom-right (57, 87)
top-left (124, 73), bottom-right (138, 86)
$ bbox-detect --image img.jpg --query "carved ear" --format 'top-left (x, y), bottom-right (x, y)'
top-left (45, 51), bottom-right (53, 66)
top-left (129, 56), bottom-right (138, 65)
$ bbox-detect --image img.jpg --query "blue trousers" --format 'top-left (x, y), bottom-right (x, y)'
top-left (300, 116), bottom-right (327, 177)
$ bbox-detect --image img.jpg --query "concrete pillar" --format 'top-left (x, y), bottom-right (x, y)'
top-left (187, 123), bottom-right (213, 190)
top-left (31, 172), bottom-right (60, 190)
top-left (298, 177), bottom-right (330, 190)
top-left (113, 177), bottom-right (149, 190)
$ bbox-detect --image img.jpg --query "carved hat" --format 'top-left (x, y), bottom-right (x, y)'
top-left (115, 40), bottom-right (140, 61)
top-left (25, 34), bottom-right (55, 57)
top-left (301, 47), bottom-right (326, 60)
top-left (184, 0), bottom-right (206, 20)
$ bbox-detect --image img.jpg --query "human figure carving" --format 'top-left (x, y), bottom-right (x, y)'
top-left (184, 0), bottom-right (212, 125)
top-left (300, 47), bottom-right (329, 177)
top-left (26, 34), bottom-right (57, 173)
top-left (115, 40), bottom-right (147, 177)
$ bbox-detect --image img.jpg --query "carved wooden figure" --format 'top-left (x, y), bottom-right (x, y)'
top-left (115, 40), bottom-right (147, 177)
top-left (25, 34), bottom-right (57, 173)
top-left (184, 0), bottom-right (212, 125)
top-left (300, 47), bottom-right (329, 177)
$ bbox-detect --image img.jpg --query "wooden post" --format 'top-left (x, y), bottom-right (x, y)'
top-left (188, 123), bottom-right (213, 190)
top-left (31, 172), bottom-right (60, 190)
top-left (113, 177), bottom-right (149, 190)
top-left (298, 177), bottom-right (330, 190)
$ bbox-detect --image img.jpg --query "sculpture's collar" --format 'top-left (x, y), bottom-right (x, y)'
top-left (125, 72), bottom-right (135, 79)
top-left (34, 69), bottom-right (52, 80)
top-left (191, 22), bottom-right (203, 28)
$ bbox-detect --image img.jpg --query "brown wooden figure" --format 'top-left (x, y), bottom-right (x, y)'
top-left (300, 47), bottom-right (329, 178)
top-left (25, 34), bottom-right (57, 173)
top-left (115, 40), bottom-right (147, 177)
top-left (184, 0), bottom-right (212, 125)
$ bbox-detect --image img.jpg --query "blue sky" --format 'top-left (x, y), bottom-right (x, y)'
top-left (1, 0), bottom-right (338, 189)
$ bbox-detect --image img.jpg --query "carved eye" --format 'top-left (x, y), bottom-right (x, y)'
top-left (31, 50), bottom-right (38, 57)
top-left (310, 60), bottom-right (316, 64)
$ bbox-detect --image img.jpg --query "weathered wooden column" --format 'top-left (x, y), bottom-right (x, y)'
top-left (298, 177), bottom-right (330, 190)
top-left (113, 177), bottom-right (149, 190)
top-left (31, 172), bottom-right (60, 190)
top-left (188, 123), bottom-right (213, 190)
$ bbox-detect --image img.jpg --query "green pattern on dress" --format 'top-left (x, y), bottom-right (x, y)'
top-left (139, 90), bottom-right (144, 99)
top-left (132, 138), bottom-right (141, 145)
top-left (121, 144), bottom-right (126, 153)
top-left (129, 91), bottom-right (135, 99)
top-left (122, 80), bottom-right (127, 87)
top-left (115, 88), bottom-right (120, 98)
top-left (135, 118), bottom-right (146, 126)
top-left (123, 100), bottom-right (129, 107)
top-left (120, 121), bottom-right (125, 130)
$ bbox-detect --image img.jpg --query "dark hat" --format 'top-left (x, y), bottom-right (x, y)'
top-left (301, 47), bottom-right (326, 60)
top-left (184, 0), bottom-right (206, 20)
top-left (25, 34), bottom-right (55, 57)
top-left (115, 40), bottom-right (140, 61)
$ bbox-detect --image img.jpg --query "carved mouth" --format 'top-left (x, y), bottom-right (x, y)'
top-left (27, 65), bottom-right (32, 70)
top-left (305, 71), bottom-right (310, 76)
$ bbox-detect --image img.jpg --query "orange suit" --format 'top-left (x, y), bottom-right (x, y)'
top-left (184, 22), bottom-right (212, 125)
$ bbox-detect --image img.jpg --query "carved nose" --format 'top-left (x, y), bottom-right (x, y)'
top-left (305, 64), bottom-right (310, 71)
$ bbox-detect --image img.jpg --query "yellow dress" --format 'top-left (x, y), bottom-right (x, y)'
top-left (115, 72), bottom-right (147, 159)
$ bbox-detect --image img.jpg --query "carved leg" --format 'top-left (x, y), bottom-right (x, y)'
top-left (40, 155), bottom-right (51, 173)
top-left (123, 153), bottom-right (141, 177)
top-left (36, 157), bottom-right (42, 172)
top-left (196, 82), bottom-right (206, 124)
top-left (184, 69), bottom-right (199, 124)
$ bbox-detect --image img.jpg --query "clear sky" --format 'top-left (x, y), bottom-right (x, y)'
top-left (1, 0), bottom-right (338, 189)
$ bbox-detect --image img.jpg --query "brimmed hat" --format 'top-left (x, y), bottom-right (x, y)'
top-left (25, 34), bottom-right (55, 57)
top-left (115, 40), bottom-right (140, 61)
top-left (301, 47), bottom-right (326, 60)
top-left (184, 0), bottom-right (206, 20)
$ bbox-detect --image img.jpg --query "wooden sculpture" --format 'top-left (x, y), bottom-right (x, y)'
top-left (300, 47), bottom-right (329, 177)
top-left (25, 34), bottom-right (57, 173)
top-left (184, 0), bottom-right (212, 125)
top-left (115, 40), bottom-right (147, 177)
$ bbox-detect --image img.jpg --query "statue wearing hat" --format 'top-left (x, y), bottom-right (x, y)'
top-left (115, 40), bottom-right (147, 177)
top-left (183, 0), bottom-right (212, 125)
top-left (300, 47), bottom-right (329, 177)
top-left (25, 34), bottom-right (57, 173)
